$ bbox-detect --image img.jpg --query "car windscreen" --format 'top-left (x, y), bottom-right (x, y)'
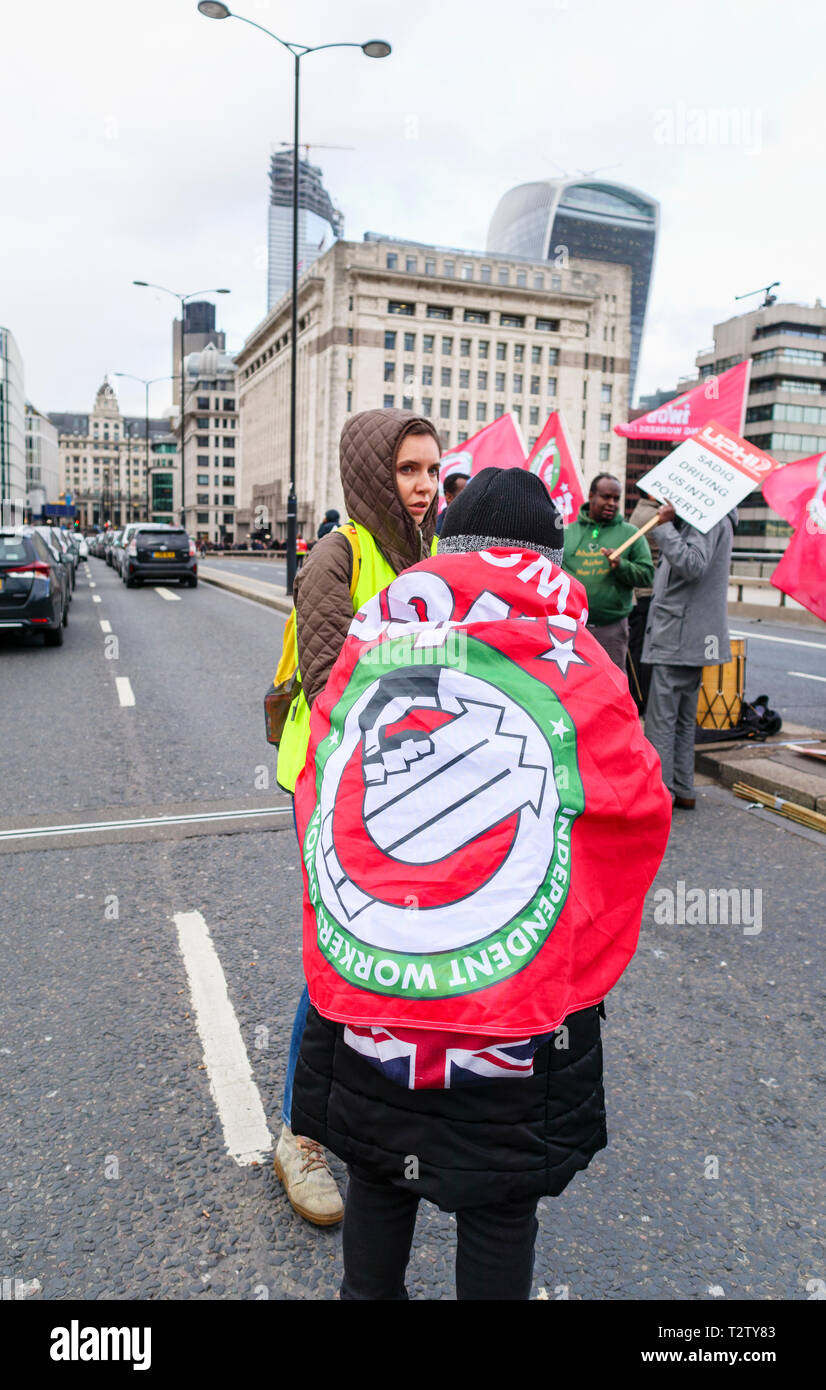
top-left (137, 531), bottom-right (188, 548)
top-left (0, 536), bottom-right (32, 564)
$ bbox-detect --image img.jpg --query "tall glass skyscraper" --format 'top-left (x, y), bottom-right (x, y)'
top-left (267, 152), bottom-right (344, 312)
top-left (487, 179), bottom-right (659, 400)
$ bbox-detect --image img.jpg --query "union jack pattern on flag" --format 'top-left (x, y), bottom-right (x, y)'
top-left (343, 1023), bottom-right (546, 1090)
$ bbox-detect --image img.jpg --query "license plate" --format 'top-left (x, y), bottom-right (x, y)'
top-left (153, 550), bottom-right (175, 559)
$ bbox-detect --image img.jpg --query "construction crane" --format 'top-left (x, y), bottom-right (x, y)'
top-left (278, 142), bottom-right (354, 160)
top-left (735, 281), bottom-right (780, 308)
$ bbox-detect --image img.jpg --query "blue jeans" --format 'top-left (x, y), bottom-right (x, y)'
top-left (281, 983), bottom-right (309, 1127)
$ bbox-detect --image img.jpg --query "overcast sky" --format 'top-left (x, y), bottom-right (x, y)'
top-left (3, 0), bottom-right (823, 419)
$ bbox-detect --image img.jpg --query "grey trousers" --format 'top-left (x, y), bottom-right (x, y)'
top-left (644, 663), bottom-right (703, 798)
top-left (587, 617), bottom-right (629, 672)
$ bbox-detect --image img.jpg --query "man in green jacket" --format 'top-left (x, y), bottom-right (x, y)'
top-left (562, 474), bottom-right (654, 672)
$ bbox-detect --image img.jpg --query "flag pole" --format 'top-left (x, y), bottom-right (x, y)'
top-left (607, 512), bottom-right (660, 561)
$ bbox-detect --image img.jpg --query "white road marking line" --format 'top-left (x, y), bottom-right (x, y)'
top-left (115, 676), bottom-right (135, 707)
top-left (788, 670), bottom-right (826, 683)
top-left (174, 910), bottom-right (272, 1164)
top-left (99, 619), bottom-right (112, 633)
top-left (89, 582), bottom-right (96, 589)
top-left (155, 586), bottom-right (181, 602)
top-left (92, 595), bottom-right (101, 604)
top-left (0, 805), bottom-right (291, 843)
top-left (731, 629), bottom-right (826, 651)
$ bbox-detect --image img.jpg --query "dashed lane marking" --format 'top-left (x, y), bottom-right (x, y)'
top-left (99, 620), bottom-right (112, 633)
top-left (0, 804), bottom-right (291, 843)
top-left (731, 629), bottom-right (826, 651)
top-left (115, 676), bottom-right (135, 707)
top-left (92, 595), bottom-right (101, 604)
top-left (788, 670), bottom-right (826, 683)
top-left (155, 587), bottom-right (181, 601)
top-left (174, 910), bottom-right (273, 1165)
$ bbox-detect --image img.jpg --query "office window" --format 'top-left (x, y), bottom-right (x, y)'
top-left (388, 300), bottom-right (415, 315)
top-left (222, 476), bottom-right (234, 486)
top-left (459, 369), bottom-right (470, 389)
top-left (443, 260), bottom-right (455, 277)
top-left (530, 377), bottom-right (540, 395)
top-left (406, 256), bottom-right (417, 273)
top-left (601, 383), bottom-right (613, 403)
top-left (223, 398), bottom-right (235, 411)
top-left (440, 399), bottom-right (451, 418)
top-left (478, 340), bottom-right (489, 359)
top-left (427, 304), bottom-right (453, 319)
top-left (551, 274), bottom-right (562, 291)
top-left (460, 338), bottom-right (472, 356)
top-left (547, 377), bottom-right (557, 395)
top-left (513, 374), bottom-right (523, 393)
top-left (531, 346), bottom-right (542, 364)
top-left (403, 332), bottom-right (415, 353)
top-left (514, 344), bottom-right (524, 362)
top-left (197, 454), bottom-right (209, 466)
top-left (197, 493), bottom-right (209, 505)
top-left (496, 342), bottom-right (507, 361)
top-left (458, 431), bottom-right (469, 443)
top-left (478, 370), bottom-right (488, 389)
top-left (196, 435), bottom-right (209, 447)
top-left (441, 367), bottom-right (452, 387)
top-left (462, 263), bottom-right (474, 281)
top-left (384, 361), bottom-right (395, 381)
top-left (536, 317), bottom-right (560, 333)
top-left (197, 473), bottom-right (209, 485)
top-left (516, 271), bottom-right (527, 288)
top-left (196, 417), bottom-right (209, 428)
top-left (422, 365), bottom-right (433, 385)
top-left (494, 402), bottom-right (505, 418)
top-left (501, 313), bottom-right (525, 328)
top-left (197, 512), bottom-right (210, 524)
top-left (442, 336), bottom-right (453, 354)
top-left (421, 397), bottom-right (433, 414)
top-left (599, 443), bottom-right (610, 461)
top-left (223, 494), bottom-right (235, 504)
top-left (423, 334), bottom-right (434, 353)
top-left (347, 328), bottom-right (353, 344)
top-left (547, 348), bottom-right (559, 366)
top-left (476, 402), bottom-right (487, 421)
top-left (347, 357), bottom-right (353, 379)
top-left (387, 253), bottom-right (398, 269)
top-left (498, 266), bottom-right (509, 285)
top-left (529, 407), bottom-right (539, 426)
top-left (582, 410), bottom-right (587, 429)
top-left (480, 265), bottom-right (491, 283)
top-left (464, 309), bottom-right (490, 324)
top-left (403, 396), bottom-right (414, 411)
top-left (600, 414), bottom-right (611, 432)
top-left (495, 371), bottom-right (505, 391)
top-left (383, 394), bottom-right (395, 408)
top-left (197, 397), bottom-right (209, 409)
top-left (425, 258), bottom-right (436, 275)
top-left (534, 273), bottom-right (544, 290)
top-left (458, 400), bottom-right (469, 420)
top-left (346, 390), bottom-right (352, 411)
top-left (222, 436), bottom-right (234, 448)
top-left (384, 331), bottom-right (396, 351)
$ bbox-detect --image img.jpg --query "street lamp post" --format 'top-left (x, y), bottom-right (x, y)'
top-left (113, 373), bottom-right (175, 520)
top-left (197, 2), bottom-right (390, 594)
top-left (132, 282), bottom-right (230, 531)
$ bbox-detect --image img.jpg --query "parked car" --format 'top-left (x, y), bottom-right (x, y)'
top-left (115, 524), bottom-right (143, 579)
top-left (104, 530), bottom-right (121, 566)
top-left (67, 532), bottom-right (88, 561)
top-left (122, 525), bottom-right (198, 588)
top-left (0, 526), bottom-right (69, 645)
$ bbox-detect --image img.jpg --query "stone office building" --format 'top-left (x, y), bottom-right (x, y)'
top-left (235, 234), bottom-right (632, 539)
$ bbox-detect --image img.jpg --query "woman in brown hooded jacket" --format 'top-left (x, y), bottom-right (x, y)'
top-left (274, 408), bottom-right (442, 1225)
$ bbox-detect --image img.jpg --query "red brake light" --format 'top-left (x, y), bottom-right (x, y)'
top-left (5, 562), bottom-right (51, 579)
top-left (188, 539), bottom-right (197, 557)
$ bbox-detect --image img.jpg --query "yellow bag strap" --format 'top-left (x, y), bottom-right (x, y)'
top-left (272, 523), bottom-right (361, 686)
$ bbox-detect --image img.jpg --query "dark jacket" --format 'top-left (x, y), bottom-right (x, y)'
top-left (292, 1002), bottom-right (606, 1212)
top-left (642, 511), bottom-right (736, 667)
top-left (292, 410), bottom-right (439, 708)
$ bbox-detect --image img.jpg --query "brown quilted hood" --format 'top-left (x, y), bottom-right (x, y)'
top-left (339, 409), bottom-right (440, 574)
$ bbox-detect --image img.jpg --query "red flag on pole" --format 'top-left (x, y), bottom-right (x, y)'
top-left (615, 361), bottom-right (752, 441)
top-left (524, 411), bottom-right (586, 524)
top-left (438, 414), bottom-right (526, 512)
top-left (762, 453), bottom-right (826, 622)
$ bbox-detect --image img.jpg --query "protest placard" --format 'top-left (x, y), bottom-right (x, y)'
top-left (638, 420), bottom-right (777, 534)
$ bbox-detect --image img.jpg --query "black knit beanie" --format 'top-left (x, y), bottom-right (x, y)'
top-left (439, 467), bottom-right (564, 565)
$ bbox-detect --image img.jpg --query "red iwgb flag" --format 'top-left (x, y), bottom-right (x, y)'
top-left (438, 414), bottom-right (526, 512)
top-left (615, 361), bottom-right (752, 441)
top-left (524, 411), bottom-right (585, 524)
top-left (763, 453), bottom-right (826, 622)
top-left (295, 550), bottom-right (671, 1038)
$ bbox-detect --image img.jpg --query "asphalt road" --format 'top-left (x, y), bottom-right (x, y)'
top-left (0, 557), bottom-right (824, 1301)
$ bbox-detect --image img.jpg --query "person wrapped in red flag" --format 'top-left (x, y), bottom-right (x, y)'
top-left (292, 468), bottom-right (671, 1301)
top-left (763, 452), bottom-right (826, 623)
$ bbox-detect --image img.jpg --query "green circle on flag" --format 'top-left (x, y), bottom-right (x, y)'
top-left (303, 634), bottom-right (584, 1000)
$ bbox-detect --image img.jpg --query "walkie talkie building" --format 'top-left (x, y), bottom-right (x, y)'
top-left (267, 152), bottom-right (344, 312)
top-left (487, 179), bottom-right (659, 400)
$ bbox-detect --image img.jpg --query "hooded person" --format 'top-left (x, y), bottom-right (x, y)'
top-left (274, 408), bottom-right (441, 1227)
top-left (317, 508), bottom-right (341, 539)
top-left (291, 467), bottom-right (671, 1300)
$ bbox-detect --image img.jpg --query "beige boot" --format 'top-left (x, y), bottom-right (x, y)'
top-left (273, 1125), bottom-right (344, 1226)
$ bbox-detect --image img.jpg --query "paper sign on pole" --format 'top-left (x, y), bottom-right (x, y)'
top-left (638, 420), bottom-right (778, 534)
